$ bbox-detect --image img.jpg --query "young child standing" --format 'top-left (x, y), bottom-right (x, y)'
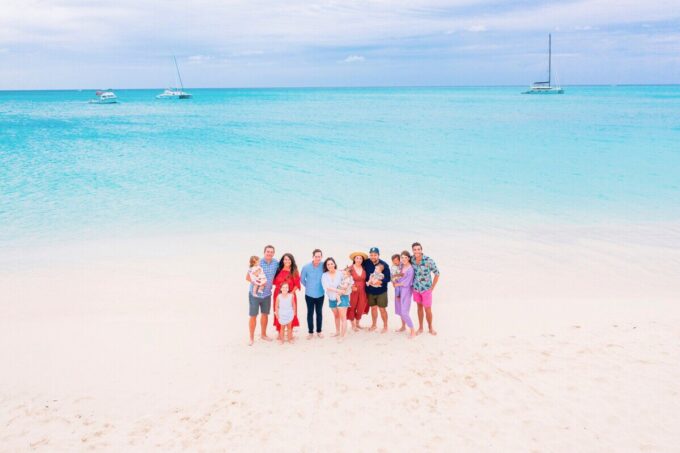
top-left (275, 282), bottom-right (296, 343)
top-left (248, 256), bottom-right (267, 296)
top-left (390, 254), bottom-right (403, 303)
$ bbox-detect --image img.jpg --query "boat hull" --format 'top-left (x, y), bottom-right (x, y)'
top-left (522, 88), bottom-right (564, 95)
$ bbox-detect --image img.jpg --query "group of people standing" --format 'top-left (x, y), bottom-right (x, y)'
top-left (246, 243), bottom-right (440, 345)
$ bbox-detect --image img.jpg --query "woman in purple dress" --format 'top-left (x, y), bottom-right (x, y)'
top-left (393, 251), bottom-right (416, 338)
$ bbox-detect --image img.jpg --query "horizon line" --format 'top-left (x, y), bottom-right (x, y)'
top-left (1, 83), bottom-right (680, 92)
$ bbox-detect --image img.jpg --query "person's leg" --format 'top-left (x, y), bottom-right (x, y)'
top-left (260, 295), bottom-right (273, 341)
top-left (370, 306), bottom-right (378, 331)
top-left (379, 307), bottom-right (388, 332)
top-left (339, 307), bottom-right (348, 339)
top-left (421, 290), bottom-right (436, 335)
top-left (394, 294), bottom-right (406, 332)
top-left (248, 294), bottom-right (259, 345)
top-left (331, 307), bottom-right (340, 336)
top-left (348, 294), bottom-right (358, 331)
top-left (248, 316), bottom-right (256, 345)
top-left (315, 296), bottom-right (324, 336)
top-left (305, 295), bottom-right (314, 337)
top-left (355, 293), bottom-right (366, 328)
top-left (413, 291), bottom-right (425, 335)
top-left (377, 293), bottom-right (388, 333)
top-left (368, 294), bottom-right (378, 331)
top-left (348, 294), bottom-right (356, 321)
top-left (401, 292), bottom-right (415, 337)
top-left (425, 307), bottom-right (436, 335)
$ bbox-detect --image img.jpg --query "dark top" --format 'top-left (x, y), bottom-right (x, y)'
top-left (363, 258), bottom-right (391, 295)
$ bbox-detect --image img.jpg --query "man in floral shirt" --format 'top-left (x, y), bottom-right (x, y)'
top-left (411, 242), bottom-right (440, 335)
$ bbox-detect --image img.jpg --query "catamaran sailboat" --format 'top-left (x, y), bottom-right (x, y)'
top-left (156, 56), bottom-right (192, 99)
top-left (523, 34), bottom-right (564, 94)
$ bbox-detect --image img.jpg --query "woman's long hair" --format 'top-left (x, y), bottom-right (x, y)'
top-left (323, 257), bottom-right (337, 273)
top-left (274, 252), bottom-right (299, 282)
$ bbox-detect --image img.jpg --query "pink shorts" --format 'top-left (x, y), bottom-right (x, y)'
top-left (413, 289), bottom-right (433, 308)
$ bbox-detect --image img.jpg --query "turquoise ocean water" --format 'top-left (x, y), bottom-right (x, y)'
top-left (1, 86), bottom-right (679, 246)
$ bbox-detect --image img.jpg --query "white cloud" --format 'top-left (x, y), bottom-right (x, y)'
top-left (466, 25), bottom-right (487, 32)
top-left (231, 50), bottom-right (265, 57)
top-left (188, 54), bottom-right (212, 63)
top-left (342, 55), bottom-right (365, 63)
top-left (2, 0), bottom-right (677, 52)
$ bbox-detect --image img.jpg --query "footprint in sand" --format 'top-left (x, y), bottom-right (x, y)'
top-left (464, 376), bottom-right (477, 388)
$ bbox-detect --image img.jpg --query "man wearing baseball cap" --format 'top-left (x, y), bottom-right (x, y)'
top-left (363, 247), bottom-right (391, 333)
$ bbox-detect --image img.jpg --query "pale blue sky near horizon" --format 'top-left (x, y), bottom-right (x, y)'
top-left (0, 0), bottom-right (678, 90)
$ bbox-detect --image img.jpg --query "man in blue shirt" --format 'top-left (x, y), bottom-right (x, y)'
top-left (363, 247), bottom-right (391, 333)
top-left (246, 245), bottom-right (279, 345)
top-left (300, 248), bottom-right (325, 339)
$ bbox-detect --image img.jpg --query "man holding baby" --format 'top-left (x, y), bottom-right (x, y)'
top-left (363, 247), bottom-right (391, 333)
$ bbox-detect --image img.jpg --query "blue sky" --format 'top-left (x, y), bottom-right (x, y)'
top-left (0, 0), bottom-right (678, 89)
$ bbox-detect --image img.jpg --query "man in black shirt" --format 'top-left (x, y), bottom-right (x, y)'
top-left (363, 247), bottom-right (391, 333)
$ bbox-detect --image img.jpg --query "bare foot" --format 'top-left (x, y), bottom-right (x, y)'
top-left (429, 329), bottom-right (438, 336)
top-left (395, 327), bottom-right (406, 332)
top-left (415, 329), bottom-right (423, 336)
top-left (278, 338), bottom-right (284, 344)
top-left (331, 332), bottom-right (339, 337)
top-left (408, 329), bottom-right (416, 339)
top-left (317, 332), bottom-right (324, 338)
top-left (248, 339), bottom-right (254, 346)
top-left (369, 325), bottom-right (377, 332)
top-left (381, 327), bottom-right (388, 334)
top-left (261, 335), bottom-right (273, 342)
top-left (352, 326), bottom-right (359, 332)
top-left (307, 334), bottom-right (314, 340)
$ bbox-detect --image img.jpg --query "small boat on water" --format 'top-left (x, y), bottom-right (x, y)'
top-left (89, 90), bottom-right (118, 104)
top-left (523, 34), bottom-right (564, 95)
top-left (156, 56), bottom-right (192, 99)
top-left (156, 88), bottom-right (192, 99)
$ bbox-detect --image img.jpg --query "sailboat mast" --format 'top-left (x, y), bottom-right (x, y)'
top-left (548, 34), bottom-right (552, 86)
top-left (173, 55), bottom-right (185, 91)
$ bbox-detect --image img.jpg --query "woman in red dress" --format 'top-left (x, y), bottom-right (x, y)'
top-left (348, 251), bottom-right (369, 331)
top-left (272, 253), bottom-right (301, 340)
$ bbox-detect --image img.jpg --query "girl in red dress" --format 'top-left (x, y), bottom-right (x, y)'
top-left (272, 253), bottom-right (301, 339)
top-left (348, 251), bottom-right (369, 331)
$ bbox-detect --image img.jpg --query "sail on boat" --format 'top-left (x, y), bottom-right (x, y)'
top-left (523, 34), bottom-right (564, 94)
top-left (156, 56), bottom-right (192, 99)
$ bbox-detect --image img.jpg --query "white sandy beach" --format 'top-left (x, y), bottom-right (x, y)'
top-left (1, 225), bottom-right (679, 452)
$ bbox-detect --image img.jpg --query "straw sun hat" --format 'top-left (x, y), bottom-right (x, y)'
top-left (349, 251), bottom-right (368, 261)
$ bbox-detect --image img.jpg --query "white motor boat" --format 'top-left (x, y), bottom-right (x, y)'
top-left (156, 56), bottom-right (192, 99)
top-left (89, 90), bottom-right (118, 104)
top-left (523, 34), bottom-right (564, 95)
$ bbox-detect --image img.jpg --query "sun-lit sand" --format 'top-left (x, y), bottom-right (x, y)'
top-left (1, 225), bottom-right (679, 451)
